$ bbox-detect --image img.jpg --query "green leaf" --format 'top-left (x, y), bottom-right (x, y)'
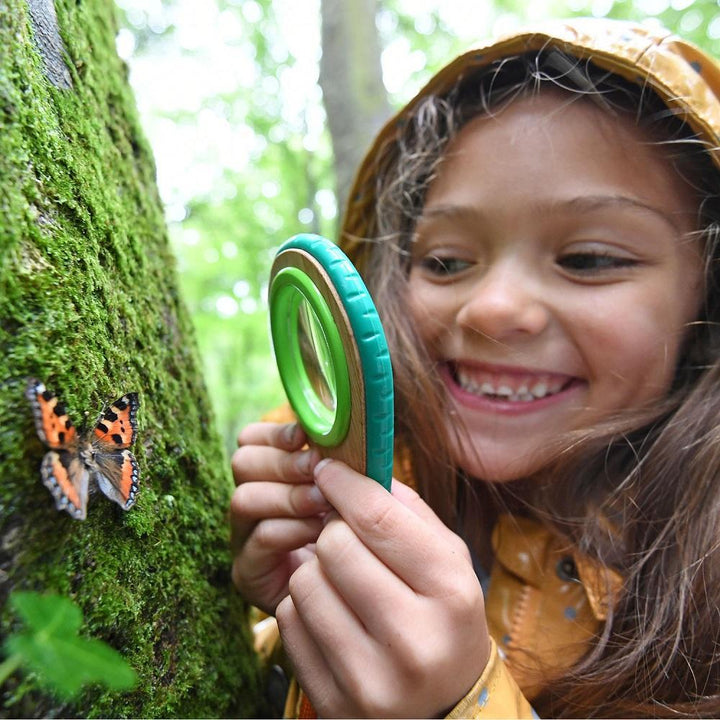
top-left (10, 592), bottom-right (82, 637)
top-left (5, 592), bottom-right (137, 699)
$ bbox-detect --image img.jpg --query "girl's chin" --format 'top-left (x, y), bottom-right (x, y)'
top-left (448, 433), bottom-right (556, 483)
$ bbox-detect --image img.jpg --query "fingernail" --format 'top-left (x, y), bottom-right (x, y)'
top-left (313, 457), bottom-right (332, 478)
top-left (294, 449), bottom-right (313, 474)
top-left (307, 483), bottom-right (327, 506)
top-left (284, 423), bottom-right (299, 444)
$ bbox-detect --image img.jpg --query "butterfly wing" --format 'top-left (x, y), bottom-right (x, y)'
top-left (41, 450), bottom-right (89, 520)
top-left (92, 393), bottom-right (140, 510)
top-left (93, 393), bottom-right (139, 448)
top-left (92, 450), bottom-right (140, 510)
top-left (26, 378), bottom-right (78, 449)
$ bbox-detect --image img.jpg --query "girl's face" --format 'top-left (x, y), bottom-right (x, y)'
top-left (407, 92), bottom-right (704, 482)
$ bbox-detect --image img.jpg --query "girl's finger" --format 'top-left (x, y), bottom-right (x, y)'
top-left (314, 461), bottom-right (471, 595)
top-left (282, 559), bottom-right (375, 701)
top-left (231, 517), bottom-right (321, 613)
top-left (275, 594), bottom-right (342, 716)
top-left (237, 421), bottom-right (306, 451)
top-left (314, 515), bottom-right (411, 637)
top-left (229, 475), bottom-right (328, 556)
top-left (390, 477), bottom-right (460, 539)
top-left (231, 445), bottom-right (320, 486)
top-left (232, 517), bottom-right (322, 581)
top-left (230, 479), bottom-right (330, 526)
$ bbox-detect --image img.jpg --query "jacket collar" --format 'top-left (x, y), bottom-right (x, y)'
top-left (492, 514), bottom-right (623, 621)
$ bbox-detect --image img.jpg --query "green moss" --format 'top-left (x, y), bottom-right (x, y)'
top-left (0, 1), bottom-right (261, 716)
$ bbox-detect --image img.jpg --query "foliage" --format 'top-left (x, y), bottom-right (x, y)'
top-left (117, 0), bottom-right (338, 452)
top-left (1, 592), bottom-right (136, 700)
top-left (176, 131), bottom-right (336, 450)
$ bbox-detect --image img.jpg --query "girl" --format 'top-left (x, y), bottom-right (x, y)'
top-left (231, 18), bottom-right (720, 718)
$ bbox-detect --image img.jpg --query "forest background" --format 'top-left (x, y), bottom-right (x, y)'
top-left (116, 0), bottom-right (720, 458)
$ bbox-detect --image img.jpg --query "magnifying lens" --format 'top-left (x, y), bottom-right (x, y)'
top-left (269, 233), bottom-right (394, 490)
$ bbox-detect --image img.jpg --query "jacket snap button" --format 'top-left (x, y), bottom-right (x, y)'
top-left (556, 556), bottom-right (579, 582)
top-left (266, 664), bottom-right (289, 717)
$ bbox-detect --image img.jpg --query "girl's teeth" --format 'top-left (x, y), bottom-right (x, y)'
top-left (456, 369), bottom-right (566, 401)
top-left (531, 382), bottom-right (548, 398)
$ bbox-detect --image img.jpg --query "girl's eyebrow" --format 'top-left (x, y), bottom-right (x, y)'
top-left (558, 194), bottom-right (684, 232)
top-left (416, 204), bottom-right (479, 224)
top-left (418, 195), bottom-right (685, 232)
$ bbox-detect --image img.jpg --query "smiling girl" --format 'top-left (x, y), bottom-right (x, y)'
top-left (232, 18), bottom-right (720, 718)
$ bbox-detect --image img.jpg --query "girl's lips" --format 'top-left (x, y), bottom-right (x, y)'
top-left (440, 362), bottom-right (583, 413)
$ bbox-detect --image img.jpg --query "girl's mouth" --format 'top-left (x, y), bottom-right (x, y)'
top-left (448, 362), bottom-right (577, 404)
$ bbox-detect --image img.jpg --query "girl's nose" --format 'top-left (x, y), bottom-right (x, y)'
top-left (456, 263), bottom-right (550, 340)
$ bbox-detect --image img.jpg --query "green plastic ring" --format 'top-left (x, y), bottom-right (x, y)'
top-left (269, 266), bottom-right (351, 446)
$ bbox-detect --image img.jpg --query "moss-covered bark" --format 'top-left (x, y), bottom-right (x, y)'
top-left (0, 1), bottom-right (261, 716)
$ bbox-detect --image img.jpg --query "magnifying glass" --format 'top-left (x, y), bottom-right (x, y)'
top-left (269, 233), bottom-right (394, 490)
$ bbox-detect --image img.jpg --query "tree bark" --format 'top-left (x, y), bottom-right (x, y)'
top-left (0, 1), bottom-right (261, 716)
top-left (319, 0), bottom-right (391, 222)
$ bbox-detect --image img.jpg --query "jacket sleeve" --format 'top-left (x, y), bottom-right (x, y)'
top-left (445, 638), bottom-right (537, 719)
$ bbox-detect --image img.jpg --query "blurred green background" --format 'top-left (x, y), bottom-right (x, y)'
top-left (115, 0), bottom-right (720, 456)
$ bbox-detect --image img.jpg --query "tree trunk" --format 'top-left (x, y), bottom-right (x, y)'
top-left (0, 1), bottom-right (261, 716)
top-left (319, 0), bottom-right (391, 222)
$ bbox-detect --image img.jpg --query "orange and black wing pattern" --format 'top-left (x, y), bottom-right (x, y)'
top-left (26, 379), bottom-right (87, 519)
top-left (92, 393), bottom-right (140, 510)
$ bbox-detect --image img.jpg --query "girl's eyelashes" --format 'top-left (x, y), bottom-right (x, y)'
top-left (411, 239), bottom-right (642, 280)
top-left (556, 250), bottom-right (640, 275)
top-left (418, 254), bottom-right (473, 276)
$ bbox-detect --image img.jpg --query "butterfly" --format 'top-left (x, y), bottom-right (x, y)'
top-left (26, 378), bottom-right (140, 520)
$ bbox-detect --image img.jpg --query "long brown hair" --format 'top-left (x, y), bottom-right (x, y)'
top-left (346, 51), bottom-right (720, 717)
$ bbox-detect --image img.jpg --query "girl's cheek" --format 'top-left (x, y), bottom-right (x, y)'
top-left (407, 281), bottom-right (453, 338)
top-left (406, 286), bottom-right (431, 338)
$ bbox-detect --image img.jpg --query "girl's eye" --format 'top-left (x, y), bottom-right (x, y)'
top-left (419, 255), bottom-right (472, 276)
top-left (557, 252), bottom-right (638, 274)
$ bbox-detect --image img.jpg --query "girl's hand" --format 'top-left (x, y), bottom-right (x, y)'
top-left (230, 422), bottom-right (331, 615)
top-left (276, 460), bottom-right (491, 718)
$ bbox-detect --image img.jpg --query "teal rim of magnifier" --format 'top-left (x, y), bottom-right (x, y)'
top-left (269, 266), bottom-right (352, 446)
top-left (270, 234), bottom-right (394, 490)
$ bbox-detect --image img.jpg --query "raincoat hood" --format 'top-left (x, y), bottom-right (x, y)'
top-left (339, 17), bottom-right (720, 264)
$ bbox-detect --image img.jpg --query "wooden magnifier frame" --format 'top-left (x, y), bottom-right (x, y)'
top-left (269, 234), bottom-right (394, 490)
